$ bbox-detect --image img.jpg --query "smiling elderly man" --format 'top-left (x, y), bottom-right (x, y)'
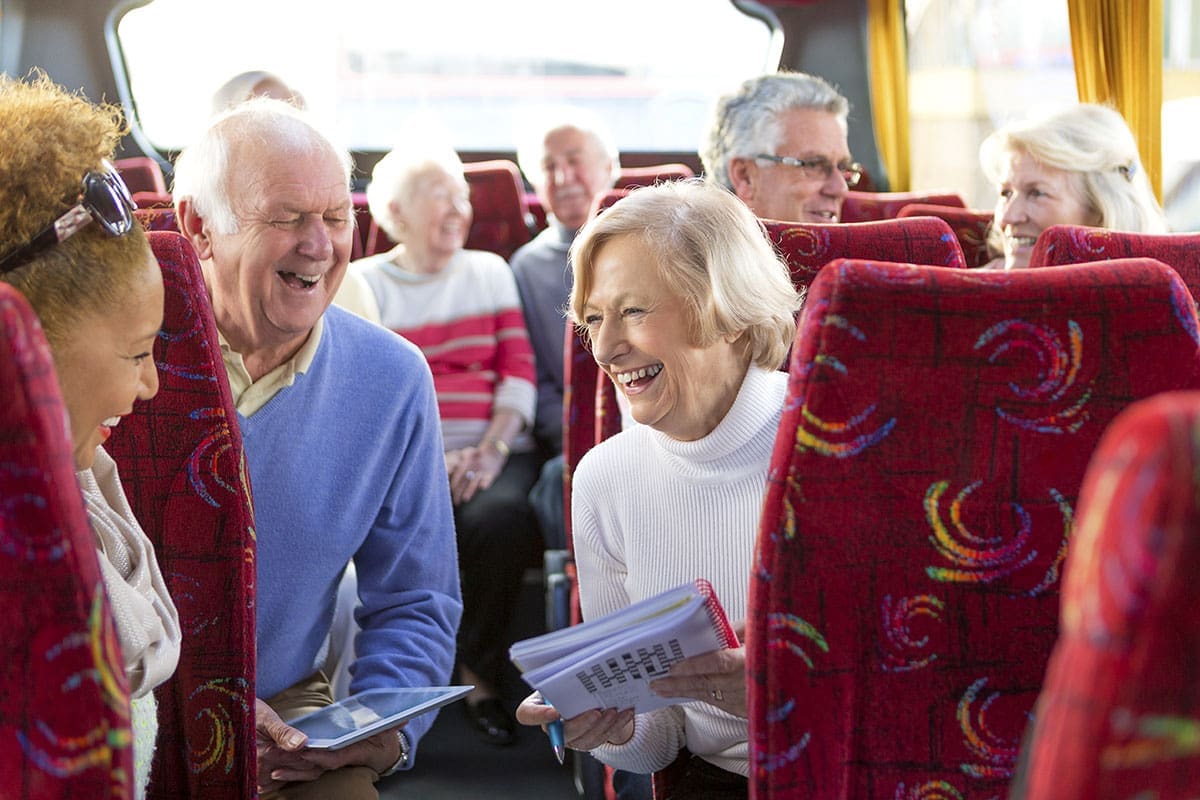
top-left (173, 99), bottom-right (461, 800)
top-left (701, 71), bottom-right (862, 224)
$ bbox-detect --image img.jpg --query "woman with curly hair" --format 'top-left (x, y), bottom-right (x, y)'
top-left (0, 72), bottom-right (180, 797)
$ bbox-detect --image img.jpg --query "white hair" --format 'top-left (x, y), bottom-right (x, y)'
top-left (365, 141), bottom-right (466, 243)
top-left (515, 106), bottom-right (621, 188)
top-left (979, 103), bottom-right (1166, 234)
top-left (700, 71), bottom-right (850, 191)
top-left (173, 98), bottom-right (352, 236)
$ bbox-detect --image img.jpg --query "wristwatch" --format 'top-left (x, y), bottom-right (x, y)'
top-left (380, 729), bottom-right (410, 776)
top-left (482, 437), bottom-right (511, 457)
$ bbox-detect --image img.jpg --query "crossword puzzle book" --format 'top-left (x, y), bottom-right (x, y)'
top-left (509, 578), bottom-right (738, 718)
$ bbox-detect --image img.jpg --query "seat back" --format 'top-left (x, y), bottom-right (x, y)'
top-left (0, 284), bottom-right (133, 798)
top-left (1029, 224), bottom-right (1200, 299)
top-left (134, 206), bottom-right (181, 234)
top-left (115, 155), bottom-right (168, 195)
top-left (104, 231), bottom-right (256, 798)
top-left (748, 257), bottom-right (1200, 799)
top-left (763, 216), bottom-right (968, 282)
top-left (897, 203), bottom-right (995, 268)
top-left (840, 190), bottom-right (966, 223)
top-left (613, 163), bottom-right (695, 189)
top-left (1012, 390), bottom-right (1200, 799)
top-left (365, 158), bottom-right (533, 261)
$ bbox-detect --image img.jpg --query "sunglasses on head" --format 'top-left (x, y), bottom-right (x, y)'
top-left (0, 160), bottom-right (136, 275)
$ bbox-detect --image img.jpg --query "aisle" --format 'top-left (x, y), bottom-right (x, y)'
top-left (380, 575), bottom-right (579, 799)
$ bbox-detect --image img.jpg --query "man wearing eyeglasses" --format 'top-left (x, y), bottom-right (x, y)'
top-left (700, 71), bottom-right (860, 224)
top-left (174, 100), bottom-right (461, 799)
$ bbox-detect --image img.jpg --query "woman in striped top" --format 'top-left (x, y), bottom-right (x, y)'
top-left (354, 141), bottom-right (543, 747)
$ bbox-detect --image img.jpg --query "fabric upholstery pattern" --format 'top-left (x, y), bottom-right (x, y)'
top-left (133, 207), bottom-right (181, 234)
top-left (840, 190), bottom-right (966, 223)
top-left (1011, 390), bottom-right (1200, 800)
top-left (0, 284), bottom-right (133, 798)
top-left (748, 257), bottom-right (1200, 799)
top-left (897, 204), bottom-right (995, 269)
top-left (1029, 224), bottom-right (1200, 300)
top-left (103, 231), bottom-right (256, 798)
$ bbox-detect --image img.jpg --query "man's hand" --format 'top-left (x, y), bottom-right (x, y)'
top-left (255, 698), bottom-right (314, 793)
top-left (298, 725), bottom-right (404, 776)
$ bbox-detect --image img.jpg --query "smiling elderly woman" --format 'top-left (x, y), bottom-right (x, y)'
top-left (353, 141), bottom-right (542, 747)
top-left (516, 179), bottom-right (800, 798)
top-left (979, 103), bottom-right (1166, 270)
top-left (0, 73), bottom-right (178, 798)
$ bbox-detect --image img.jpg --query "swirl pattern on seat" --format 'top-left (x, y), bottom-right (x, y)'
top-left (1012, 390), bottom-right (1200, 799)
top-left (103, 231), bottom-right (256, 798)
top-left (0, 284), bottom-right (133, 798)
top-left (749, 257), bottom-right (1200, 798)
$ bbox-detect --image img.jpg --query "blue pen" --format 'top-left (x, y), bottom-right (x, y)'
top-left (547, 718), bottom-right (566, 764)
top-left (536, 694), bottom-right (566, 764)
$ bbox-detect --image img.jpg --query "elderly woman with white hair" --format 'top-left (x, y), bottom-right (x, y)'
top-left (352, 143), bottom-right (542, 747)
top-left (979, 102), bottom-right (1167, 270)
top-left (516, 180), bottom-right (801, 799)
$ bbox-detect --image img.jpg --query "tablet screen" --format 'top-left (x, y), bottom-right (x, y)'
top-left (290, 685), bottom-right (473, 750)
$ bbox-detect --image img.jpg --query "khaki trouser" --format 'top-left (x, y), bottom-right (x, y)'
top-left (260, 671), bottom-right (380, 800)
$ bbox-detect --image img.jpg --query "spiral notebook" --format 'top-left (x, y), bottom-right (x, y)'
top-left (509, 578), bottom-right (738, 718)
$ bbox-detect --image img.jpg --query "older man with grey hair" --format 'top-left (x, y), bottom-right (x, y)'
top-left (173, 99), bottom-right (461, 799)
top-left (700, 71), bottom-right (861, 224)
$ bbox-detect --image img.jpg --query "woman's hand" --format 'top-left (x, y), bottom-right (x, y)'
top-left (447, 443), bottom-right (507, 505)
top-left (515, 691), bottom-right (635, 751)
top-left (649, 645), bottom-right (748, 718)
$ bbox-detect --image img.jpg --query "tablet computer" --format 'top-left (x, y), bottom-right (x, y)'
top-left (289, 685), bottom-right (473, 750)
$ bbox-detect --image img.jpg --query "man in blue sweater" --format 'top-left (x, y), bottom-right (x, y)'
top-left (174, 100), bottom-right (462, 799)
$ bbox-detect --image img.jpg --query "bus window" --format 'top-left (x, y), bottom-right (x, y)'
top-left (116, 0), bottom-right (776, 155)
top-left (1164, 0), bottom-right (1200, 231)
top-left (906, 0), bottom-right (1076, 208)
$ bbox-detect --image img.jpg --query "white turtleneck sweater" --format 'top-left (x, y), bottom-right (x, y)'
top-left (572, 366), bottom-right (787, 777)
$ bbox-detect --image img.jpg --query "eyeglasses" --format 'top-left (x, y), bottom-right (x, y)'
top-left (755, 154), bottom-right (863, 188)
top-left (0, 160), bottom-right (136, 275)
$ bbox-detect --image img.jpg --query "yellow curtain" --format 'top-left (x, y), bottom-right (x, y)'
top-left (865, 0), bottom-right (910, 191)
top-left (1066, 0), bottom-right (1164, 200)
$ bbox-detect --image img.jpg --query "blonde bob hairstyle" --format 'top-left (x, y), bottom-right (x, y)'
top-left (569, 179), bottom-right (800, 371)
top-left (0, 71), bottom-right (155, 347)
top-left (979, 103), bottom-right (1166, 235)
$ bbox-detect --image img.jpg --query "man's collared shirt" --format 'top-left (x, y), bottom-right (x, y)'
top-left (219, 317), bottom-right (323, 416)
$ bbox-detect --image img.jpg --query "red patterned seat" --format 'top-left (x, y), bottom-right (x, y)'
top-left (104, 231), bottom-right (256, 798)
top-left (561, 217), bottom-right (967, 799)
top-left (115, 156), bottom-right (168, 195)
top-left (840, 190), bottom-right (966, 223)
top-left (133, 207), bottom-right (180, 234)
top-left (1011, 390), bottom-right (1200, 800)
top-left (898, 203), bottom-right (995, 268)
top-left (1029, 224), bottom-right (1200, 299)
top-left (748, 257), bottom-right (1200, 799)
top-left (365, 158), bottom-right (534, 260)
top-left (0, 284), bottom-right (133, 798)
